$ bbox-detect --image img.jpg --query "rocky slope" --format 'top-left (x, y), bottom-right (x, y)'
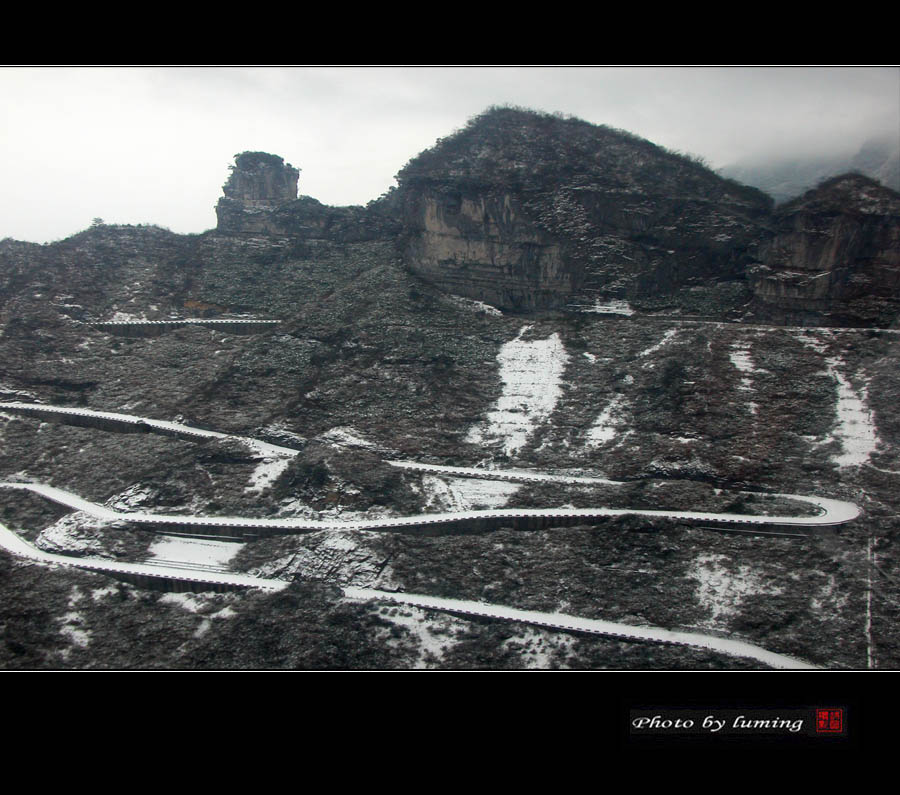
top-left (395, 107), bottom-right (774, 313)
top-left (750, 174), bottom-right (900, 326)
top-left (1, 107), bottom-right (899, 670)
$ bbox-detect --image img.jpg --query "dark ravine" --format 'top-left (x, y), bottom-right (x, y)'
top-left (1, 105), bottom-right (899, 670)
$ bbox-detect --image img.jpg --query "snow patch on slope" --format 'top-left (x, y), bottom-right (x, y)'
top-left (586, 395), bottom-right (625, 447)
top-left (147, 536), bottom-right (242, 570)
top-left (318, 427), bottom-right (380, 451)
top-left (639, 329), bottom-right (678, 361)
top-left (243, 447), bottom-right (295, 495)
top-left (797, 335), bottom-right (879, 468)
top-left (826, 358), bottom-right (879, 468)
top-left (689, 554), bottom-right (781, 629)
top-left (420, 474), bottom-right (521, 512)
top-left (465, 326), bottom-right (570, 457)
top-left (372, 603), bottom-right (464, 668)
top-left (796, 332), bottom-right (829, 355)
top-left (502, 626), bottom-right (575, 669)
top-left (60, 612), bottom-right (90, 649)
top-left (583, 299), bottom-right (635, 316)
top-left (729, 342), bottom-right (763, 415)
top-left (447, 294), bottom-right (503, 316)
top-left (159, 592), bottom-right (239, 638)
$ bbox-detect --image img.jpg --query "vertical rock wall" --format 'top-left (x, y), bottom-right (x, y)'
top-left (750, 175), bottom-right (900, 326)
top-left (216, 151), bottom-right (300, 234)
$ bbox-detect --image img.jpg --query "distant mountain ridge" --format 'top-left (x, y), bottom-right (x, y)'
top-left (720, 135), bottom-right (900, 204)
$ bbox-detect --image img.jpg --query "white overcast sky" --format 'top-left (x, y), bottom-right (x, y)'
top-left (2, 66), bottom-right (898, 243)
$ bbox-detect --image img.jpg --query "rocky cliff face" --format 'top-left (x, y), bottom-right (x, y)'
top-left (215, 151), bottom-right (399, 241)
top-left (216, 151), bottom-right (300, 234)
top-left (212, 114), bottom-right (899, 326)
top-left (750, 174), bottom-right (900, 326)
top-left (395, 107), bottom-right (774, 312)
top-left (401, 189), bottom-right (569, 310)
top-left (223, 151), bottom-right (300, 204)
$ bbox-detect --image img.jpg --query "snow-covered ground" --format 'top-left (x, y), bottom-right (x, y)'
top-left (689, 554), bottom-right (781, 629)
top-left (639, 329), bottom-right (678, 361)
top-left (729, 341), bottom-right (763, 415)
top-left (370, 602), bottom-right (465, 667)
top-left (419, 474), bottom-right (521, 511)
top-left (243, 442), bottom-right (295, 495)
top-left (793, 339), bottom-right (880, 468)
top-left (158, 592), bottom-right (239, 638)
top-left (826, 357), bottom-right (879, 468)
top-left (586, 395), bottom-right (625, 447)
top-left (317, 426), bottom-right (381, 451)
top-left (581, 299), bottom-right (635, 316)
top-left (109, 310), bottom-right (146, 322)
top-left (58, 586), bottom-right (91, 656)
top-left (147, 536), bottom-right (242, 570)
top-left (501, 626), bottom-right (576, 669)
top-left (796, 332), bottom-right (829, 355)
top-left (465, 326), bottom-right (570, 457)
top-left (446, 294), bottom-right (503, 316)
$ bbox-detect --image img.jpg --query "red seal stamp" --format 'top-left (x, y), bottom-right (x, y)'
top-left (816, 708), bottom-right (843, 733)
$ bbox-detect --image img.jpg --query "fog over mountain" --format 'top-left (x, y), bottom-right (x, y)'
top-left (721, 133), bottom-right (900, 204)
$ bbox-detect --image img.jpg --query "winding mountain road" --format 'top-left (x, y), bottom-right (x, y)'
top-left (0, 402), bottom-right (861, 535)
top-left (0, 479), bottom-right (860, 538)
top-left (0, 520), bottom-right (820, 669)
top-left (0, 400), bottom-right (860, 669)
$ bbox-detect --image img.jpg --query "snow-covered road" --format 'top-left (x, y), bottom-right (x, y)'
top-left (0, 479), bottom-right (860, 534)
top-left (0, 401), bottom-right (861, 534)
top-left (0, 400), bottom-right (859, 669)
top-left (343, 587), bottom-right (820, 669)
top-left (0, 520), bottom-right (819, 668)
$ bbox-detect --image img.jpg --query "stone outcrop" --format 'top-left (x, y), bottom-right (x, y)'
top-left (395, 107), bottom-right (773, 312)
top-left (749, 174), bottom-right (900, 326)
top-left (222, 151), bottom-right (299, 205)
top-left (215, 152), bottom-right (399, 241)
top-left (216, 151), bottom-right (300, 234)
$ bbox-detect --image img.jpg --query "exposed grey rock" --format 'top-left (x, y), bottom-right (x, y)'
top-left (750, 174), bottom-right (900, 326)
